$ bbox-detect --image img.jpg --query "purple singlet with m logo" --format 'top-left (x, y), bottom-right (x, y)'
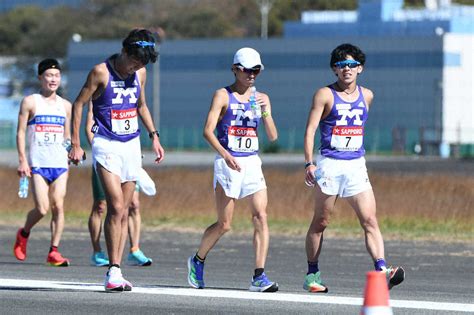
top-left (216, 86), bottom-right (260, 157)
top-left (92, 56), bottom-right (141, 142)
top-left (319, 85), bottom-right (368, 160)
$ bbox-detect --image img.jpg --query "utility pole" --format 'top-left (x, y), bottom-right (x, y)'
top-left (256, 0), bottom-right (274, 39)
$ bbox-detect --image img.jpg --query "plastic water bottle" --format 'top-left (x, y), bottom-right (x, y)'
top-left (18, 176), bottom-right (29, 198)
top-left (249, 86), bottom-right (261, 119)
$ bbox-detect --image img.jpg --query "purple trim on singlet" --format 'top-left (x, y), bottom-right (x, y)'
top-left (319, 84), bottom-right (368, 160)
top-left (31, 167), bottom-right (68, 184)
top-left (92, 56), bottom-right (141, 142)
top-left (216, 86), bottom-right (260, 157)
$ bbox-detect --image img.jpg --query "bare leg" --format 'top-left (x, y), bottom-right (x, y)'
top-left (305, 186), bottom-right (337, 263)
top-left (48, 171), bottom-right (68, 247)
top-left (196, 184), bottom-right (235, 259)
top-left (89, 199), bottom-right (106, 253)
top-left (128, 190), bottom-right (140, 250)
top-left (347, 189), bottom-right (385, 260)
top-left (24, 174), bottom-right (51, 233)
top-left (98, 164), bottom-right (134, 265)
top-left (248, 189), bottom-right (269, 269)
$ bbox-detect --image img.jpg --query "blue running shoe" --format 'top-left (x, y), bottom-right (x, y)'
top-left (91, 251), bottom-right (109, 267)
top-left (249, 272), bottom-right (279, 292)
top-left (187, 256), bottom-right (205, 289)
top-left (127, 249), bottom-right (152, 266)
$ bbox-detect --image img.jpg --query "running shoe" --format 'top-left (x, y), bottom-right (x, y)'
top-left (249, 272), bottom-right (279, 292)
top-left (187, 256), bottom-right (205, 289)
top-left (127, 249), bottom-right (152, 266)
top-left (13, 228), bottom-right (28, 261)
top-left (91, 251), bottom-right (109, 267)
top-left (104, 266), bottom-right (125, 292)
top-left (47, 251), bottom-right (70, 267)
top-left (303, 271), bottom-right (328, 293)
top-left (384, 266), bottom-right (405, 290)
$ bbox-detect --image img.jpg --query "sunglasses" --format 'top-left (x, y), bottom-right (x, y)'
top-left (134, 41), bottom-right (155, 48)
top-left (236, 65), bottom-right (261, 75)
top-left (334, 60), bottom-right (361, 69)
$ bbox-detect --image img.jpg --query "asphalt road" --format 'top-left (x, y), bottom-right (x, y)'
top-left (0, 226), bottom-right (472, 314)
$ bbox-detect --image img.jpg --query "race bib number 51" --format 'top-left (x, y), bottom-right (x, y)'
top-left (331, 126), bottom-right (364, 151)
top-left (228, 126), bottom-right (259, 153)
top-left (111, 108), bottom-right (138, 135)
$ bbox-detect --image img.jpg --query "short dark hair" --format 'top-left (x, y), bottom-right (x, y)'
top-left (330, 43), bottom-right (366, 67)
top-left (38, 58), bottom-right (61, 75)
top-left (122, 29), bottom-right (159, 65)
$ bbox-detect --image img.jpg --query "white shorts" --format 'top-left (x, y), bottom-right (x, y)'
top-left (314, 155), bottom-right (371, 198)
top-left (92, 135), bottom-right (142, 183)
top-left (213, 154), bottom-right (266, 199)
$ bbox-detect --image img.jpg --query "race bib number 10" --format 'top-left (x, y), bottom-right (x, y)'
top-left (331, 126), bottom-right (364, 151)
top-left (111, 108), bottom-right (138, 135)
top-left (228, 126), bottom-right (259, 153)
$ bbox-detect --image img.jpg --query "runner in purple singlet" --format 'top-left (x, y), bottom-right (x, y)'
top-left (187, 47), bottom-right (279, 293)
top-left (303, 43), bottom-right (404, 293)
top-left (69, 29), bottom-right (164, 292)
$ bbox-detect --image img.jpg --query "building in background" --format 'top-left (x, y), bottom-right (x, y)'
top-left (283, 0), bottom-right (473, 156)
top-left (3, 0), bottom-right (473, 157)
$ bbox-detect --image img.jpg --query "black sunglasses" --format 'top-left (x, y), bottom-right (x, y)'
top-left (236, 65), bottom-right (261, 75)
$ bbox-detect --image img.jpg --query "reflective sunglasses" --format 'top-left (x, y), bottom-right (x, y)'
top-left (134, 41), bottom-right (155, 48)
top-left (334, 60), bottom-right (361, 69)
top-left (236, 65), bottom-right (261, 75)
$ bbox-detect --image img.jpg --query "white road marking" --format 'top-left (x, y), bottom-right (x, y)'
top-left (0, 278), bottom-right (472, 312)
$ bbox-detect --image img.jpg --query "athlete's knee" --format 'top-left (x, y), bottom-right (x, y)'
top-left (216, 220), bottom-right (232, 234)
top-left (360, 215), bottom-right (379, 231)
top-left (252, 211), bottom-right (268, 225)
top-left (94, 200), bottom-right (106, 215)
top-left (311, 214), bottom-right (330, 232)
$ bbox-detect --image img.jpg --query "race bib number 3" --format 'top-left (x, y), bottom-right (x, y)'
top-left (331, 126), bottom-right (364, 151)
top-left (111, 108), bottom-right (138, 135)
top-left (228, 126), bottom-right (259, 153)
top-left (35, 124), bottom-right (64, 145)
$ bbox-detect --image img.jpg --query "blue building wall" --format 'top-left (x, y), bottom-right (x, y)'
top-left (68, 36), bottom-right (444, 153)
top-left (284, 0), bottom-right (473, 38)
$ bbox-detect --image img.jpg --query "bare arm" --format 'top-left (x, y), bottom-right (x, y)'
top-left (85, 100), bottom-right (94, 146)
top-left (63, 99), bottom-right (72, 142)
top-left (257, 92), bottom-right (278, 142)
top-left (136, 68), bottom-right (164, 163)
top-left (69, 65), bottom-right (106, 164)
top-left (361, 87), bottom-right (374, 110)
top-left (16, 96), bottom-right (34, 177)
top-left (203, 89), bottom-right (241, 171)
top-left (304, 87), bottom-right (332, 184)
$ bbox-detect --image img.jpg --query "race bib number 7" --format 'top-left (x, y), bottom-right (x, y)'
top-left (111, 108), bottom-right (138, 135)
top-left (228, 126), bottom-right (259, 153)
top-left (331, 126), bottom-right (364, 151)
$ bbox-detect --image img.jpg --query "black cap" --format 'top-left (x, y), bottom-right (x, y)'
top-left (38, 58), bottom-right (61, 75)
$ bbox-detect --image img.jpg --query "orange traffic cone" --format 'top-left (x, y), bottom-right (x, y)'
top-left (360, 271), bottom-right (393, 315)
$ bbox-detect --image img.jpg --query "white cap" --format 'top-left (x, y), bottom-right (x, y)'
top-left (233, 47), bottom-right (264, 70)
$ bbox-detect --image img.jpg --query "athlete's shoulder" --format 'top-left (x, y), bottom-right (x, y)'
top-left (360, 86), bottom-right (374, 104)
top-left (313, 86), bottom-right (333, 102)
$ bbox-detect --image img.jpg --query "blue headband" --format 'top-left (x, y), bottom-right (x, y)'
top-left (134, 41), bottom-right (155, 48)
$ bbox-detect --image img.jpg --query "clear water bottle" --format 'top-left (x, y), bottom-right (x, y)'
top-left (249, 86), bottom-right (261, 119)
top-left (18, 176), bottom-right (29, 198)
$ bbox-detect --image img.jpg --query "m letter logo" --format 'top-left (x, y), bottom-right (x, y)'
top-left (112, 87), bottom-right (138, 105)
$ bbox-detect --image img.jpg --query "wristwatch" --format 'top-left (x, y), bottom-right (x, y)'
top-left (149, 130), bottom-right (160, 139)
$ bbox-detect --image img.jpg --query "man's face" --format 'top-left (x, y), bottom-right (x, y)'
top-left (39, 69), bottom-right (61, 92)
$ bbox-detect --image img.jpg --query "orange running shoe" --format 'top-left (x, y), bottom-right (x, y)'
top-left (13, 228), bottom-right (28, 261)
top-left (47, 251), bottom-right (70, 267)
